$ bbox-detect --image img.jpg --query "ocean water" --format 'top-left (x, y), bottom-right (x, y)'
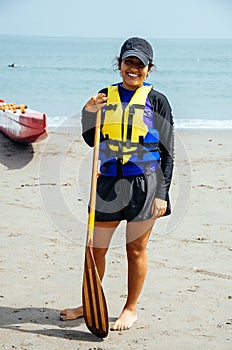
top-left (1, 35), bottom-right (232, 128)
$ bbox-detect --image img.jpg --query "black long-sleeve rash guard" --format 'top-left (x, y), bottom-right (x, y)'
top-left (81, 87), bottom-right (174, 202)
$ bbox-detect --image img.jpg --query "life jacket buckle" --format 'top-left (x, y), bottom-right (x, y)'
top-left (104, 134), bottom-right (110, 158)
top-left (138, 136), bottom-right (144, 160)
top-left (105, 104), bottom-right (117, 111)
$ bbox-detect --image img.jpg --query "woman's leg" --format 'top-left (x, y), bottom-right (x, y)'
top-left (92, 220), bottom-right (120, 279)
top-left (111, 218), bottom-right (155, 331)
top-left (60, 221), bottom-right (120, 320)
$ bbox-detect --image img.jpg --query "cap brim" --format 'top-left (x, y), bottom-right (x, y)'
top-left (121, 50), bottom-right (149, 66)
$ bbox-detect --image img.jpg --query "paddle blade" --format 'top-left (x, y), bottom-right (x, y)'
top-left (82, 246), bottom-right (109, 338)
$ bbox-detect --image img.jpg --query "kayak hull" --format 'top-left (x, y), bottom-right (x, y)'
top-left (0, 104), bottom-right (48, 144)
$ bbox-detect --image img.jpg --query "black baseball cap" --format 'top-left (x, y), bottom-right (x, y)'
top-left (119, 37), bottom-right (153, 66)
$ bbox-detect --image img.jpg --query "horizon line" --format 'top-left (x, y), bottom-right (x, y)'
top-left (1, 34), bottom-right (232, 40)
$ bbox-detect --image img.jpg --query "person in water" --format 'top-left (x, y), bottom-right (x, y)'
top-left (8, 63), bottom-right (16, 67)
top-left (60, 37), bottom-right (174, 331)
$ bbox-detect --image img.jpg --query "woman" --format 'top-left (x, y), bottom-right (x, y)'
top-left (61, 37), bottom-right (174, 331)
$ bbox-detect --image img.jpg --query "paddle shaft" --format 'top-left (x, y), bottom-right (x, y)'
top-left (87, 108), bottom-right (101, 245)
top-left (82, 108), bottom-right (109, 338)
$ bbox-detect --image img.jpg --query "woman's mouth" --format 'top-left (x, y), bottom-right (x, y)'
top-left (127, 72), bottom-right (139, 78)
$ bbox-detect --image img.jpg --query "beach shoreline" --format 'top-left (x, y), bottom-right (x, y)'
top-left (0, 128), bottom-right (231, 349)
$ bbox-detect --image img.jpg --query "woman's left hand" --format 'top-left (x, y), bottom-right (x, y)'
top-left (151, 198), bottom-right (167, 219)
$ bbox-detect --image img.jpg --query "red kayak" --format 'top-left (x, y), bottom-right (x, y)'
top-left (0, 100), bottom-right (48, 144)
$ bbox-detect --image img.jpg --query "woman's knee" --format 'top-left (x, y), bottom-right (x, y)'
top-left (126, 240), bottom-right (147, 260)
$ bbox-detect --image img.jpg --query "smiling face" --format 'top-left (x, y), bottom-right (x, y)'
top-left (120, 57), bottom-right (150, 90)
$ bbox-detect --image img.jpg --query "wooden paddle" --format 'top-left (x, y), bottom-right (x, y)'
top-left (82, 108), bottom-right (109, 338)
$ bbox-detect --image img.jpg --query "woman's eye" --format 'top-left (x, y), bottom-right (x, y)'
top-left (125, 59), bottom-right (133, 65)
top-left (124, 59), bottom-right (145, 68)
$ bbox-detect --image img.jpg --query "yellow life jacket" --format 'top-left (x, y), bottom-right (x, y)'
top-left (102, 84), bottom-right (152, 164)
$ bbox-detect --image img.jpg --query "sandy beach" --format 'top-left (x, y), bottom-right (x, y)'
top-left (0, 126), bottom-right (231, 349)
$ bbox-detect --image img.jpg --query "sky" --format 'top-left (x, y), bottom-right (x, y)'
top-left (0, 0), bottom-right (231, 38)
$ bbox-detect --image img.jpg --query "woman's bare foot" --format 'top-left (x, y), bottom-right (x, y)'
top-left (60, 306), bottom-right (83, 321)
top-left (110, 309), bottom-right (137, 331)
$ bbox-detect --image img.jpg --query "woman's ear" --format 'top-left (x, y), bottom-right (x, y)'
top-left (118, 63), bottom-right (122, 76)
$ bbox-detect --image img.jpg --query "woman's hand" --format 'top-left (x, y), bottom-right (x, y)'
top-left (151, 198), bottom-right (167, 219)
top-left (84, 93), bottom-right (107, 113)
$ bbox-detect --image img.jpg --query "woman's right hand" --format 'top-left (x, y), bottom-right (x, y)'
top-left (84, 93), bottom-right (107, 113)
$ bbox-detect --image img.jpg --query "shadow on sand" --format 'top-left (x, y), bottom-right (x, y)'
top-left (0, 133), bottom-right (34, 170)
top-left (0, 305), bottom-right (104, 342)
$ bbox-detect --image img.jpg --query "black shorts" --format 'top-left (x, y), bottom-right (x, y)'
top-left (94, 172), bottom-right (170, 222)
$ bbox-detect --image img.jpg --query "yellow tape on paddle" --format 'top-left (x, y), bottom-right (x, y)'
top-left (88, 211), bottom-right (95, 231)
